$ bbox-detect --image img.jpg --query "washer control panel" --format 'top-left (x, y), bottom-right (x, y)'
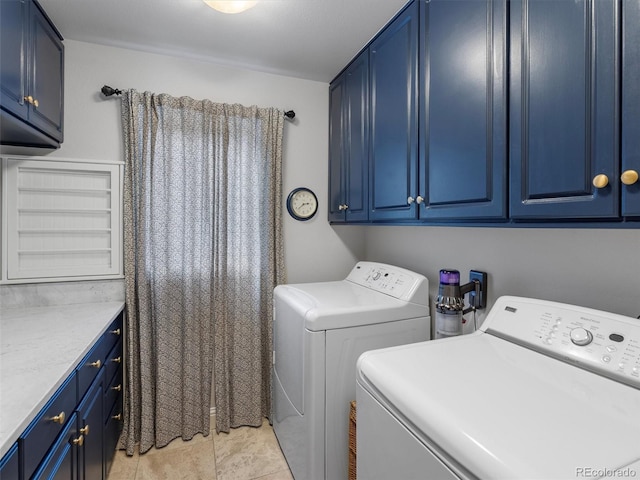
top-left (346, 262), bottom-right (429, 303)
top-left (484, 296), bottom-right (640, 389)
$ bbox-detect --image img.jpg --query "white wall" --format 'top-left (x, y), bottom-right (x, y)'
top-left (363, 225), bottom-right (640, 326)
top-left (52, 40), bottom-right (364, 283)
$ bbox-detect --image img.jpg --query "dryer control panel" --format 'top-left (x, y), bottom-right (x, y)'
top-left (346, 262), bottom-right (429, 304)
top-left (483, 296), bottom-right (640, 389)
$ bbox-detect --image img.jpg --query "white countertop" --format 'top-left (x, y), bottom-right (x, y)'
top-left (0, 301), bottom-right (125, 458)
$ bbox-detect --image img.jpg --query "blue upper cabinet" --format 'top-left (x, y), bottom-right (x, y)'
top-left (0, 0), bottom-right (64, 148)
top-left (622, 0), bottom-right (640, 216)
top-left (369, 1), bottom-right (419, 221)
top-left (509, 0), bottom-right (620, 220)
top-left (419, 0), bottom-right (507, 221)
top-left (328, 50), bottom-right (369, 223)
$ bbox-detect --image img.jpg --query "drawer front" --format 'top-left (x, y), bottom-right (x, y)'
top-left (31, 411), bottom-right (79, 480)
top-left (104, 313), bottom-right (124, 353)
top-left (104, 397), bottom-right (123, 477)
top-left (76, 339), bottom-right (109, 402)
top-left (20, 371), bottom-right (77, 480)
top-left (104, 369), bottom-right (123, 421)
top-left (0, 443), bottom-right (19, 480)
top-left (104, 339), bottom-right (123, 387)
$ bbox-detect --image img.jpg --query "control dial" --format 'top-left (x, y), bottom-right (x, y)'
top-left (570, 327), bottom-right (593, 346)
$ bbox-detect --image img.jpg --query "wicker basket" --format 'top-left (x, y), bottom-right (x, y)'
top-left (349, 400), bottom-right (357, 480)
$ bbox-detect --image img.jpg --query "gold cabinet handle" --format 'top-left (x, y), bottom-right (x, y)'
top-left (407, 196), bottom-right (415, 205)
top-left (73, 435), bottom-right (84, 446)
top-left (80, 424), bottom-right (90, 436)
top-left (33, 98), bottom-right (39, 108)
top-left (88, 359), bottom-right (101, 369)
top-left (592, 174), bottom-right (609, 189)
top-left (51, 411), bottom-right (66, 424)
top-left (24, 95), bottom-right (33, 105)
top-left (111, 384), bottom-right (122, 392)
top-left (621, 170), bottom-right (639, 186)
top-left (110, 328), bottom-right (121, 336)
top-left (110, 356), bottom-right (122, 364)
top-left (416, 195), bottom-right (424, 205)
top-left (112, 413), bottom-right (122, 421)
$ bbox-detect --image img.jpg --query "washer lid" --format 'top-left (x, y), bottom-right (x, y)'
top-left (274, 281), bottom-right (429, 331)
top-left (357, 333), bottom-right (640, 480)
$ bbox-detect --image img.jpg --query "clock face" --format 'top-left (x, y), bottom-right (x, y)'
top-left (287, 188), bottom-right (318, 221)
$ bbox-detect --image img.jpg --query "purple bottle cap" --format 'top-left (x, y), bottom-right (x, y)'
top-left (439, 269), bottom-right (460, 285)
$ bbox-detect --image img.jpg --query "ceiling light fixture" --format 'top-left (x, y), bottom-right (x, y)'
top-left (203, 0), bottom-right (258, 14)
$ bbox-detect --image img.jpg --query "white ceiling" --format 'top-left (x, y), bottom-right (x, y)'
top-left (38, 0), bottom-right (410, 83)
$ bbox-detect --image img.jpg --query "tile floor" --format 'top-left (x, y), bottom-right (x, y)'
top-left (107, 418), bottom-right (293, 480)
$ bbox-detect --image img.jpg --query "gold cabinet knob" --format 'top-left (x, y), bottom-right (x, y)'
top-left (416, 195), bottom-right (424, 205)
top-left (88, 359), bottom-right (101, 369)
top-left (80, 425), bottom-right (90, 436)
top-left (24, 95), bottom-right (33, 104)
top-left (111, 356), bottom-right (122, 364)
top-left (73, 435), bottom-right (84, 446)
top-left (592, 174), bottom-right (609, 189)
top-left (110, 328), bottom-right (121, 336)
top-left (51, 411), bottom-right (66, 424)
top-left (621, 170), bottom-right (639, 186)
top-left (33, 98), bottom-right (39, 108)
top-left (407, 196), bottom-right (415, 205)
top-left (112, 413), bottom-right (122, 421)
top-left (111, 384), bottom-right (122, 392)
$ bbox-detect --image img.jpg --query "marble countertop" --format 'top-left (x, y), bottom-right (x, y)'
top-left (0, 301), bottom-right (125, 458)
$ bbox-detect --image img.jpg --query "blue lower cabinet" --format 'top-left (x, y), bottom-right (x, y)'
top-left (0, 443), bottom-right (19, 479)
top-left (31, 412), bottom-right (79, 480)
top-left (8, 312), bottom-right (124, 480)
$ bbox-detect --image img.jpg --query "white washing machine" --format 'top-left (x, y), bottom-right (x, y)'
top-left (356, 296), bottom-right (640, 479)
top-left (271, 261), bottom-right (430, 480)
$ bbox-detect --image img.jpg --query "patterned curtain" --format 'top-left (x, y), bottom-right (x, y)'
top-left (120, 90), bottom-right (285, 454)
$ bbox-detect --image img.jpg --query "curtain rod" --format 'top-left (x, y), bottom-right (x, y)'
top-left (100, 85), bottom-right (296, 119)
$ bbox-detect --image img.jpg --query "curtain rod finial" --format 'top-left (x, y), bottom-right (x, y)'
top-left (101, 85), bottom-right (122, 97)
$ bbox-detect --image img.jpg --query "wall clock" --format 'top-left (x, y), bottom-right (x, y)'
top-left (287, 187), bottom-right (318, 221)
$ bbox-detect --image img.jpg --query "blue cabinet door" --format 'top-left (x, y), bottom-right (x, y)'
top-left (510, 0), bottom-right (620, 219)
top-left (328, 51), bottom-right (369, 223)
top-left (29, 1), bottom-right (64, 143)
top-left (369, 1), bottom-right (419, 221)
top-left (344, 51), bottom-right (369, 222)
top-left (419, 0), bottom-right (507, 221)
top-left (78, 370), bottom-right (104, 480)
top-left (0, 0), bottom-right (29, 121)
top-left (328, 77), bottom-right (346, 222)
top-left (622, 0), bottom-right (640, 216)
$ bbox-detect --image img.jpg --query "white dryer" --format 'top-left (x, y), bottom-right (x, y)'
top-left (271, 261), bottom-right (430, 480)
top-left (356, 296), bottom-right (640, 479)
